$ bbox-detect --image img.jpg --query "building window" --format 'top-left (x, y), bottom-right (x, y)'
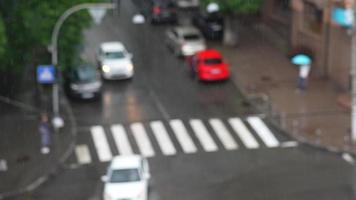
top-left (303, 2), bottom-right (323, 35)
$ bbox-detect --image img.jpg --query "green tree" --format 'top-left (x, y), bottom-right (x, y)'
top-left (0, 15), bottom-right (7, 63)
top-left (0, 0), bottom-right (101, 72)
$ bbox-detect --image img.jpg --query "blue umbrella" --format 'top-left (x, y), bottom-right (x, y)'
top-left (332, 7), bottom-right (353, 28)
top-left (291, 54), bottom-right (312, 65)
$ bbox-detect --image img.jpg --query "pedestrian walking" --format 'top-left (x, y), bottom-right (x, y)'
top-left (39, 113), bottom-right (51, 154)
top-left (297, 64), bottom-right (311, 91)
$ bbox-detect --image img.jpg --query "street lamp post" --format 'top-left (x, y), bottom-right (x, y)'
top-left (49, 3), bottom-right (115, 129)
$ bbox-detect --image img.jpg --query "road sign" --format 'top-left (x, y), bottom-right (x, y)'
top-left (89, 7), bottom-right (107, 24)
top-left (37, 65), bottom-right (55, 84)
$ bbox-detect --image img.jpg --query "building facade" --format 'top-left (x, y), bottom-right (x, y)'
top-left (263, 0), bottom-right (353, 91)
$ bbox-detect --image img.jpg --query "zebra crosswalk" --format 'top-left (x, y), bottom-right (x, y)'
top-left (74, 116), bottom-right (297, 164)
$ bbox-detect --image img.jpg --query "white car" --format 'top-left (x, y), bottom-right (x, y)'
top-left (165, 26), bottom-right (206, 57)
top-left (97, 42), bottom-right (134, 80)
top-left (102, 155), bottom-right (150, 200)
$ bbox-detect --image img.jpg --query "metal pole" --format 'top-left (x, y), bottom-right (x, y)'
top-left (349, 0), bottom-right (356, 140)
top-left (49, 3), bottom-right (115, 128)
top-left (352, 30), bottom-right (356, 140)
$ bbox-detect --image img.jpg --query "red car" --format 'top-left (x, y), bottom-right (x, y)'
top-left (188, 49), bottom-right (229, 81)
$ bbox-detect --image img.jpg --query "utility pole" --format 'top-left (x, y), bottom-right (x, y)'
top-left (348, 0), bottom-right (356, 140)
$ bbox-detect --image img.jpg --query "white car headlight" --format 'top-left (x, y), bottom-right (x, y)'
top-left (127, 63), bottom-right (134, 72)
top-left (70, 83), bottom-right (79, 90)
top-left (104, 193), bottom-right (114, 200)
top-left (92, 81), bottom-right (102, 89)
top-left (102, 65), bottom-right (111, 73)
top-left (136, 190), bottom-right (145, 200)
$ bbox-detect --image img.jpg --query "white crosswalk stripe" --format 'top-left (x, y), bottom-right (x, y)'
top-left (228, 118), bottom-right (259, 149)
top-left (131, 123), bottom-right (155, 157)
top-left (170, 119), bottom-right (197, 153)
top-left (247, 116), bottom-right (279, 147)
top-left (76, 116), bottom-right (289, 164)
top-left (150, 121), bottom-right (177, 156)
top-left (111, 124), bottom-right (133, 155)
top-left (90, 126), bottom-right (113, 162)
top-left (190, 119), bottom-right (218, 152)
top-left (209, 119), bottom-right (238, 150)
top-left (75, 144), bottom-right (92, 164)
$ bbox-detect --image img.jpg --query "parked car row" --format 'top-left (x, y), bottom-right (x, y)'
top-left (164, 25), bottom-right (229, 81)
top-left (134, 0), bottom-right (224, 40)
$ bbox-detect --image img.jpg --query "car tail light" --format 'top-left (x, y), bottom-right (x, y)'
top-left (153, 6), bottom-right (161, 14)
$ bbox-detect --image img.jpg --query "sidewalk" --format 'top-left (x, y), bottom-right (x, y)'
top-left (0, 63), bottom-right (76, 198)
top-left (213, 21), bottom-right (353, 153)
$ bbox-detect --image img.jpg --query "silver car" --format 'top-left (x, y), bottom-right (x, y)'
top-left (97, 42), bottom-right (134, 80)
top-left (165, 26), bottom-right (206, 57)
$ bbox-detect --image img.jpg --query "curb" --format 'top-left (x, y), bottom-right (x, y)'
top-left (0, 88), bottom-right (77, 200)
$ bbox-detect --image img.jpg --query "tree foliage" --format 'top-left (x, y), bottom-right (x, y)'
top-left (0, 15), bottom-right (6, 63)
top-left (200, 0), bottom-right (263, 14)
top-left (0, 0), bottom-right (102, 72)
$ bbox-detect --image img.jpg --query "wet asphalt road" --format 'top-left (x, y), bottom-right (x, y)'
top-left (10, 1), bottom-right (356, 200)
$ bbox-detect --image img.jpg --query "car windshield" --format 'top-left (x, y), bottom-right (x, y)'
top-left (110, 169), bottom-right (141, 183)
top-left (204, 58), bottom-right (222, 65)
top-left (154, 0), bottom-right (175, 8)
top-left (183, 34), bottom-right (200, 40)
top-left (72, 67), bottom-right (97, 83)
top-left (104, 51), bottom-right (125, 59)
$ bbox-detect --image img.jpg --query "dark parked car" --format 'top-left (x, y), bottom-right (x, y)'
top-left (64, 65), bottom-right (102, 100)
top-left (192, 11), bottom-right (224, 40)
top-left (135, 0), bottom-right (178, 24)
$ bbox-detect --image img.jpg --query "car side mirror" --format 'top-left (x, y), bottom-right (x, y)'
top-left (128, 53), bottom-right (133, 59)
top-left (101, 175), bottom-right (109, 182)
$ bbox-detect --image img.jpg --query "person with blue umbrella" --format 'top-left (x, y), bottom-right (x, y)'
top-left (291, 54), bottom-right (312, 91)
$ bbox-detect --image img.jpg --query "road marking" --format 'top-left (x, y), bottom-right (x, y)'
top-left (209, 119), bottom-right (238, 150)
top-left (75, 145), bottom-right (92, 164)
top-left (228, 118), bottom-right (259, 149)
top-left (131, 123), bottom-right (155, 157)
top-left (111, 124), bottom-right (133, 155)
top-left (91, 126), bottom-right (113, 162)
top-left (342, 153), bottom-right (355, 164)
top-left (150, 121), bottom-right (176, 156)
top-left (190, 119), bottom-right (218, 152)
top-left (0, 159), bottom-right (7, 171)
top-left (280, 141), bottom-right (298, 148)
top-left (247, 116), bottom-right (279, 148)
top-left (169, 119), bottom-right (197, 153)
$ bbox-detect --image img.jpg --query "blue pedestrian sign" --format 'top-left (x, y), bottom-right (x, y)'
top-left (37, 65), bottom-right (55, 84)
